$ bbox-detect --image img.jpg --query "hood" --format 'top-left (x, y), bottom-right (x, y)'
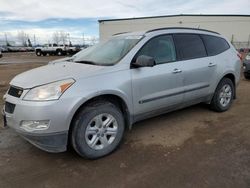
top-left (48, 57), bottom-right (74, 64)
top-left (10, 61), bottom-right (108, 88)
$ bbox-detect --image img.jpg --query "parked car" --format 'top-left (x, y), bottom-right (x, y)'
top-left (0, 47), bottom-right (8, 53)
top-left (35, 44), bottom-right (80, 56)
top-left (0, 49), bottom-right (2, 58)
top-left (35, 43), bottom-right (66, 56)
top-left (3, 28), bottom-right (241, 159)
top-left (243, 53), bottom-right (250, 79)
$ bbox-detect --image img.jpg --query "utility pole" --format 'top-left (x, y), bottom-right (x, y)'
top-left (4, 33), bottom-right (8, 46)
top-left (67, 33), bottom-right (70, 45)
top-left (82, 33), bottom-right (85, 46)
top-left (33, 34), bottom-right (36, 46)
top-left (248, 34), bottom-right (250, 48)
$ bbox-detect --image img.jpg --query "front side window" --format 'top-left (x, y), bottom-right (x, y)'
top-left (201, 35), bottom-right (230, 56)
top-left (135, 35), bottom-right (176, 65)
top-left (174, 34), bottom-right (207, 60)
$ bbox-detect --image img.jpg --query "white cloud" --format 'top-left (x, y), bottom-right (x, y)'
top-left (0, 0), bottom-right (249, 45)
top-left (0, 0), bottom-right (249, 21)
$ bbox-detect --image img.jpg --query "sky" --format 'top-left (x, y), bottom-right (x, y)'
top-left (0, 0), bottom-right (250, 45)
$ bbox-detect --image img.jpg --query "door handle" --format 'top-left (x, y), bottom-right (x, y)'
top-left (172, 68), bottom-right (182, 74)
top-left (208, 62), bottom-right (216, 67)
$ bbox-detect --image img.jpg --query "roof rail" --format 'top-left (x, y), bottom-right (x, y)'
top-left (112, 32), bottom-right (129, 36)
top-left (146, 27), bottom-right (220, 35)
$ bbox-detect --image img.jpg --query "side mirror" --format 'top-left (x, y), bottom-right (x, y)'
top-left (131, 55), bottom-right (156, 68)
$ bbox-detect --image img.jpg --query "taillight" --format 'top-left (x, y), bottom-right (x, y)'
top-left (237, 53), bottom-right (243, 62)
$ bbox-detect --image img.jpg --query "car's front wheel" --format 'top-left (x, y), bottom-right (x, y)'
top-left (210, 78), bottom-right (234, 112)
top-left (36, 50), bottom-right (41, 56)
top-left (57, 49), bottom-right (62, 56)
top-left (71, 101), bottom-right (125, 159)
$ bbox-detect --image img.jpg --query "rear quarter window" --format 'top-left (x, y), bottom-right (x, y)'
top-left (201, 35), bottom-right (230, 56)
top-left (173, 34), bottom-right (207, 60)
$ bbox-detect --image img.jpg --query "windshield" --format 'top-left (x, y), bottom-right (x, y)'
top-left (73, 35), bottom-right (143, 66)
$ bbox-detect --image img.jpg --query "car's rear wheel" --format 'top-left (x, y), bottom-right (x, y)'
top-left (210, 78), bottom-right (234, 112)
top-left (71, 101), bottom-right (125, 159)
top-left (244, 73), bottom-right (250, 80)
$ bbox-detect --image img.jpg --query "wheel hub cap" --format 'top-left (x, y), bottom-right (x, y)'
top-left (219, 84), bottom-right (232, 107)
top-left (85, 113), bottom-right (118, 150)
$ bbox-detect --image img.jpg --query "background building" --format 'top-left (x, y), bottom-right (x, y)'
top-left (99, 14), bottom-right (250, 49)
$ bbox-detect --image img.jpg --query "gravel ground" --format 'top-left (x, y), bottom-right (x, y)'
top-left (0, 52), bottom-right (250, 188)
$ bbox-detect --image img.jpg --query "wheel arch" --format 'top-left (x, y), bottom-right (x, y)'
top-left (67, 93), bottom-right (132, 148)
top-left (217, 72), bottom-right (236, 99)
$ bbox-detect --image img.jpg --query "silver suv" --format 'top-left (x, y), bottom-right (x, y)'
top-left (3, 28), bottom-right (241, 159)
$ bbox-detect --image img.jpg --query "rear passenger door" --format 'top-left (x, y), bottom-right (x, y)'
top-left (173, 34), bottom-right (216, 103)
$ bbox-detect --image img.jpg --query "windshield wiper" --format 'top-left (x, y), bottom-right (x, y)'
top-left (74, 60), bottom-right (97, 65)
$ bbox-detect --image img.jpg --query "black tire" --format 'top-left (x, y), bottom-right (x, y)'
top-left (56, 49), bottom-right (62, 56)
top-left (36, 50), bottom-right (41, 56)
top-left (244, 73), bottom-right (250, 80)
top-left (68, 49), bottom-right (74, 55)
top-left (210, 78), bottom-right (234, 112)
top-left (71, 101), bottom-right (125, 159)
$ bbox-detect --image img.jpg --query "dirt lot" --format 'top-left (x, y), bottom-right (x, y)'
top-left (0, 52), bottom-right (250, 188)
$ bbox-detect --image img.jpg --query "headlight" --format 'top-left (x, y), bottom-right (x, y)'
top-left (23, 79), bottom-right (75, 101)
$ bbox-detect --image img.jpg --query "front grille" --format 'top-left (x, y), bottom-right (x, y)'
top-left (8, 86), bottom-right (23, 98)
top-left (5, 102), bottom-right (16, 114)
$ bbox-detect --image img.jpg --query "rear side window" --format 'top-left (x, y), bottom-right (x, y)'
top-left (201, 35), bottom-right (230, 56)
top-left (174, 34), bottom-right (207, 60)
top-left (136, 35), bottom-right (176, 65)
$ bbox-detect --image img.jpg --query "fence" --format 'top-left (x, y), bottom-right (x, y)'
top-left (232, 41), bottom-right (250, 50)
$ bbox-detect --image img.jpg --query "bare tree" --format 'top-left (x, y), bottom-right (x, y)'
top-left (4, 32), bottom-right (11, 46)
top-left (60, 31), bottom-right (68, 45)
top-left (90, 36), bottom-right (98, 45)
top-left (27, 38), bottom-right (32, 47)
top-left (52, 31), bottom-right (68, 45)
top-left (52, 31), bottom-right (61, 44)
top-left (17, 31), bottom-right (29, 46)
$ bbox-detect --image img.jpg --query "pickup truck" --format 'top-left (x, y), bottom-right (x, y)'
top-left (35, 44), bottom-right (80, 56)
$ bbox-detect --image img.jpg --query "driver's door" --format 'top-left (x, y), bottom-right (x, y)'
top-left (131, 35), bottom-right (184, 118)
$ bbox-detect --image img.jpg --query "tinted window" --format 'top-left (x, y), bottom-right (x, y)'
top-left (174, 34), bottom-right (207, 60)
top-left (136, 35), bottom-right (176, 64)
top-left (201, 35), bottom-right (230, 56)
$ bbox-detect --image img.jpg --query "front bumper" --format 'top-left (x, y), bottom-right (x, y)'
top-left (2, 91), bottom-right (81, 153)
top-left (2, 108), bottom-right (68, 153)
top-left (17, 130), bottom-right (68, 152)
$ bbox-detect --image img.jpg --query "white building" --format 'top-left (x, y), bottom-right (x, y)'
top-left (99, 14), bottom-right (250, 48)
